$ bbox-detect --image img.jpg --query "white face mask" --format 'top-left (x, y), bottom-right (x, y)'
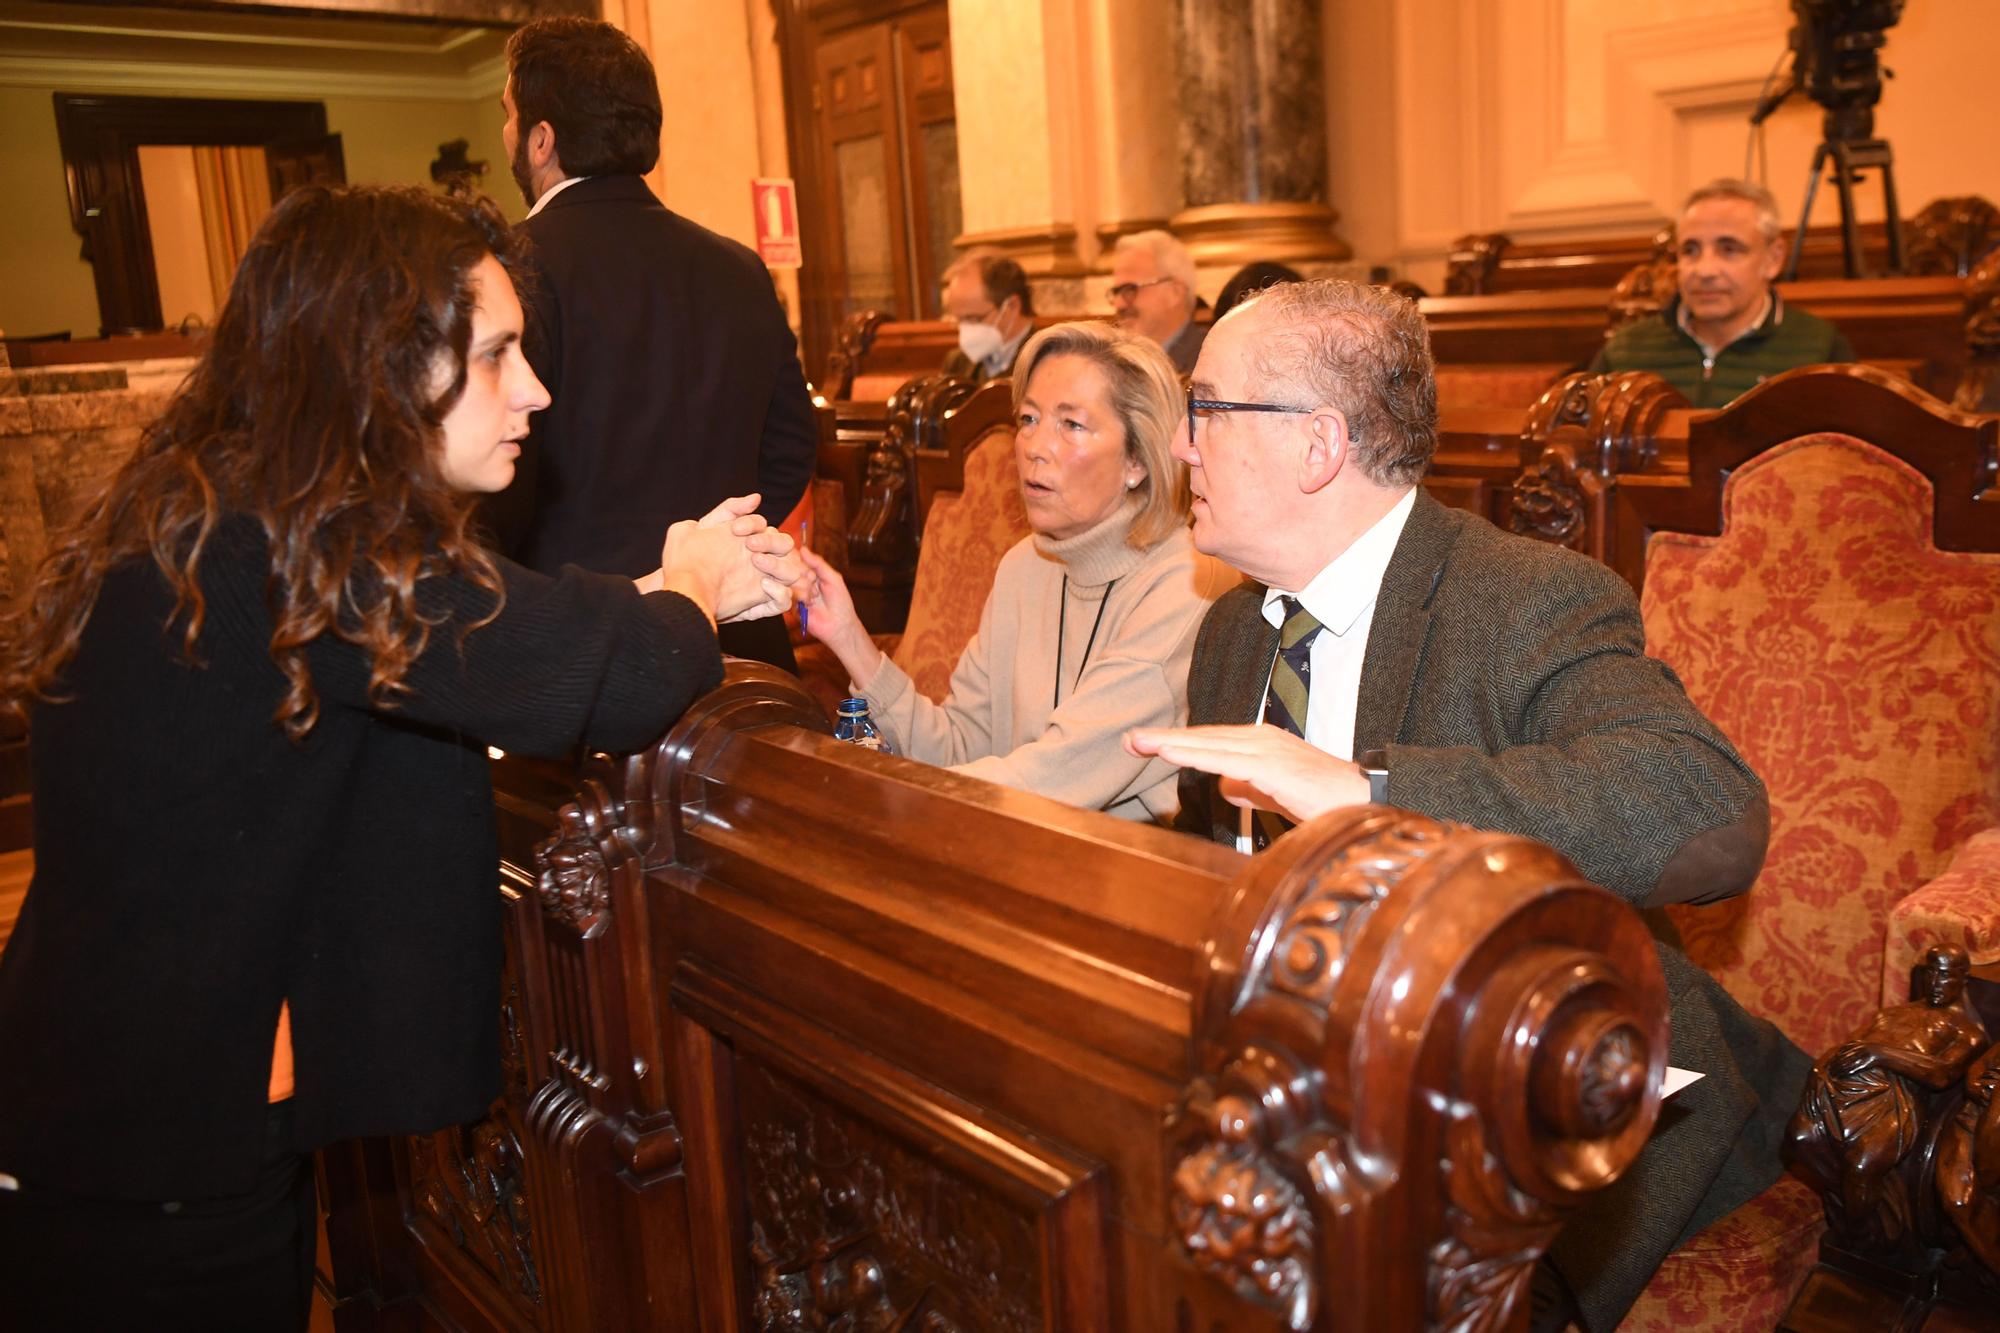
top-left (957, 318), bottom-right (1006, 366)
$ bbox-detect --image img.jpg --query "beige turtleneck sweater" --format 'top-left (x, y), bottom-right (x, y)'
top-left (862, 502), bottom-right (1236, 822)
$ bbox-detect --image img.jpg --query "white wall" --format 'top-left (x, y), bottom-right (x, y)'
top-left (1326, 0), bottom-right (1998, 290)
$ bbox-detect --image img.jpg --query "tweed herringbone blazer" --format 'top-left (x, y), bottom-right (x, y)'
top-left (1175, 490), bottom-right (1811, 1329)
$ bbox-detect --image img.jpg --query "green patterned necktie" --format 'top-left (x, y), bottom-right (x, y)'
top-left (1253, 597), bottom-right (1324, 849)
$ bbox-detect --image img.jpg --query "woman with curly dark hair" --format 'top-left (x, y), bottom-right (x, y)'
top-left (0, 184), bottom-right (801, 1329)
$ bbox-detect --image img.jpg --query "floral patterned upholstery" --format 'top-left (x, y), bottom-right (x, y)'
top-left (890, 424), bottom-right (1031, 702)
top-left (1617, 1176), bottom-right (1824, 1333)
top-left (790, 430), bottom-right (1028, 713)
top-left (1623, 433), bottom-right (2000, 1329)
top-left (1644, 434), bottom-right (2000, 1056)
top-left (1886, 826), bottom-right (2000, 1001)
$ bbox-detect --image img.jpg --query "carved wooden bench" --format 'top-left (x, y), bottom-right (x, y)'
top-left (320, 663), bottom-right (1676, 1332)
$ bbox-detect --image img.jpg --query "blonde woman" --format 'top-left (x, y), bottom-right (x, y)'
top-left (800, 321), bottom-right (1234, 821)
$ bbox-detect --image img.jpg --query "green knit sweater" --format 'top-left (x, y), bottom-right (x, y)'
top-left (1589, 296), bottom-right (1855, 407)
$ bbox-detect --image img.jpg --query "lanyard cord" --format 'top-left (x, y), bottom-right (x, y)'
top-left (1054, 575), bottom-right (1117, 709)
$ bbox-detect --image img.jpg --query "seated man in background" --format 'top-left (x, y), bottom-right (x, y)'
top-left (1109, 230), bottom-right (1206, 374)
top-left (941, 250), bottom-right (1036, 385)
top-left (1591, 177), bottom-right (1853, 407)
top-left (1129, 279), bottom-right (1811, 1332)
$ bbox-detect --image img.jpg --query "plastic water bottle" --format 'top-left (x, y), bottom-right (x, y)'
top-left (832, 697), bottom-right (893, 753)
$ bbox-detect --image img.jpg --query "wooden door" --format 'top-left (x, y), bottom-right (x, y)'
top-left (813, 22), bottom-right (909, 325)
top-left (52, 94), bottom-right (343, 335)
top-left (781, 0), bottom-right (962, 384)
top-left (896, 6), bottom-right (960, 323)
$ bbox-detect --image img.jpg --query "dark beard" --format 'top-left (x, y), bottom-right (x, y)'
top-left (510, 124), bottom-right (536, 207)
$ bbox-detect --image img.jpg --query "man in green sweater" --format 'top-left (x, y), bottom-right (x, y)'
top-left (1591, 178), bottom-right (1854, 407)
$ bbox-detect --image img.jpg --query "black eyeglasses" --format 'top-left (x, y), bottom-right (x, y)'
top-left (1106, 276), bottom-right (1178, 304)
top-left (1186, 385), bottom-right (1315, 446)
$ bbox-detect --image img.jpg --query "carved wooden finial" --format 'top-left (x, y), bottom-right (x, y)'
top-left (1957, 247), bottom-right (2000, 412)
top-left (1906, 195), bottom-right (2000, 278)
top-left (1172, 808), bottom-right (1668, 1332)
top-left (821, 309), bottom-right (888, 401)
top-left (1512, 372), bottom-right (1685, 557)
top-left (1445, 233), bottom-right (1512, 297)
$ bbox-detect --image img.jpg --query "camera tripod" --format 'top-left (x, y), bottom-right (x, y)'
top-left (1783, 132), bottom-right (1904, 280)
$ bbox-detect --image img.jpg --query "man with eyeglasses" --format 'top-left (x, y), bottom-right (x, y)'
top-left (940, 250), bottom-right (1036, 385)
top-left (1108, 230), bottom-right (1205, 373)
top-left (1128, 279), bottom-right (1809, 1333)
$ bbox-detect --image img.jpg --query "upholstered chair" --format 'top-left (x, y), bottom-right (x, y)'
top-left (793, 413), bottom-right (1027, 711)
top-left (1620, 382), bottom-right (2000, 1329)
top-left (876, 415), bottom-right (1029, 703)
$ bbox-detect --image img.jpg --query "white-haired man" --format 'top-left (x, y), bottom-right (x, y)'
top-left (1108, 230), bottom-right (1204, 373)
top-left (1591, 178), bottom-right (1853, 406)
top-left (1129, 279), bottom-right (1810, 1332)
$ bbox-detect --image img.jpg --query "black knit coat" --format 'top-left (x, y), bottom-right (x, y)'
top-left (0, 519), bottom-right (721, 1200)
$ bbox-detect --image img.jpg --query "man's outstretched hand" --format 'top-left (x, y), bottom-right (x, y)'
top-left (1124, 724), bottom-right (1372, 821)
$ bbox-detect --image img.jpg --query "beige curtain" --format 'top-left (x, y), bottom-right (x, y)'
top-left (192, 146), bottom-right (273, 312)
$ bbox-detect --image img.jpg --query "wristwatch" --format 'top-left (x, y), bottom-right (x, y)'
top-left (1358, 748), bottom-right (1389, 804)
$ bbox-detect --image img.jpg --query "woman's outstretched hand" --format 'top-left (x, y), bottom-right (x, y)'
top-left (797, 547), bottom-right (885, 690)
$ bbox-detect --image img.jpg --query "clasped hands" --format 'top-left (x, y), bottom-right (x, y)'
top-left (643, 494), bottom-right (820, 627)
top-left (1123, 724), bottom-right (1372, 822)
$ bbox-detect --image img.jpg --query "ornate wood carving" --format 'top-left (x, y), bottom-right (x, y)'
top-left (1511, 371), bottom-right (1686, 558)
top-left (1607, 226), bottom-right (1678, 331)
top-left (1784, 945), bottom-right (2000, 1319)
top-left (532, 778), bottom-right (629, 931)
top-left (1445, 233), bottom-right (1511, 297)
top-left (1957, 247), bottom-right (2000, 412)
top-left (1788, 947), bottom-right (1992, 1252)
top-left (1173, 808), bottom-right (1667, 1332)
top-left (1936, 1042), bottom-right (2000, 1279)
top-left (850, 372), bottom-right (978, 567)
top-left (1171, 1057), bottom-right (1320, 1327)
top-left (1511, 442), bottom-right (1592, 550)
top-left (739, 1059), bottom-right (1032, 1333)
top-left (1905, 195), bottom-right (2000, 278)
top-left (1517, 369), bottom-right (1677, 476)
top-left (407, 1115), bottom-right (544, 1314)
top-left (822, 309), bottom-right (888, 400)
top-left (326, 666), bottom-right (1686, 1333)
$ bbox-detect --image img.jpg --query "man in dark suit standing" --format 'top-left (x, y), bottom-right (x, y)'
top-left (493, 17), bottom-right (815, 669)
top-left (1127, 280), bottom-right (1811, 1332)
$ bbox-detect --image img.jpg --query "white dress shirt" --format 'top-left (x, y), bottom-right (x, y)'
top-left (1236, 487), bottom-right (1417, 852)
top-left (525, 174), bottom-right (590, 219)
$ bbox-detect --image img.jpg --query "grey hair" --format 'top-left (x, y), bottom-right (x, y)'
top-left (1113, 229), bottom-right (1197, 300)
top-left (1684, 178), bottom-right (1784, 243)
top-left (1233, 279), bottom-right (1437, 487)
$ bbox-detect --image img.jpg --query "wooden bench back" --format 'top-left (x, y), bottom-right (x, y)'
top-left (323, 663), bottom-right (1674, 1332)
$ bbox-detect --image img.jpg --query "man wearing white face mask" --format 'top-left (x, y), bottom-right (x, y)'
top-left (941, 250), bottom-right (1036, 385)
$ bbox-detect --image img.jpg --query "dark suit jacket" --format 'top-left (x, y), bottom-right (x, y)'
top-left (1178, 491), bottom-right (1810, 1330)
top-left (1164, 319), bottom-right (1208, 375)
top-left (494, 175), bottom-right (817, 582)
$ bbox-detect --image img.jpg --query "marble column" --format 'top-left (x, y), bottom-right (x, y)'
top-left (1172, 0), bottom-right (1349, 267)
